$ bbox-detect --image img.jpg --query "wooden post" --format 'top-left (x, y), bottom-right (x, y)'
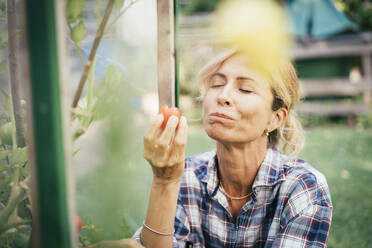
top-left (157, 0), bottom-right (176, 107)
top-left (362, 53), bottom-right (372, 104)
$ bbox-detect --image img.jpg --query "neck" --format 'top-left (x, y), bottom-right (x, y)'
top-left (216, 137), bottom-right (268, 197)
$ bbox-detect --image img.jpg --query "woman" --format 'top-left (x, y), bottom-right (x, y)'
top-left (89, 50), bottom-right (332, 248)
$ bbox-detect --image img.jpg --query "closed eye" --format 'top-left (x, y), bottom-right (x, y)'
top-left (209, 81), bottom-right (226, 88)
top-left (239, 89), bottom-right (253, 93)
top-left (208, 73), bottom-right (227, 88)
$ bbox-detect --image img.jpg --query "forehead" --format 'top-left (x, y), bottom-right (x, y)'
top-left (217, 54), bottom-right (271, 86)
top-left (218, 54), bottom-right (265, 80)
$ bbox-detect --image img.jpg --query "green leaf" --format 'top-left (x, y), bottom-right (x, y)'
top-left (0, 150), bottom-right (9, 161)
top-left (92, 66), bottom-right (123, 120)
top-left (0, 60), bottom-right (6, 74)
top-left (119, 215), bottom-right (134, 237)
top-left (0, 122), bottom-right (13, 146)
top-left (20, 163), bottom-right (29, 178)
top-left (73, 147), bottom-right (81, 157)
top-left (71, 21), bottom-right (86, 43)
top-left (9, 147), bottom-right (28, 166)
top-left (0, 30), bottom-right (8, 49)
top-left (0, 175), bottom-right (11, 191)
top-left (86, 223), bottom-right (104, 244)
top-left (0, 86), bottom-right (8, 99)
top-left (0, 163), bottom-right (10, 173)
top-left (114, 0), bottom-right (125, 9)
top-left (67, 0), bottom-right (86, 23)
top-left (0, 86), bottom-right (10, 116)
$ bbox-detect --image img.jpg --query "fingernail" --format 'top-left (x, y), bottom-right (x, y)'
top-left (169, 115), bottom-right (178, 123)
top-left (181, 116), bottom-right (187, 124)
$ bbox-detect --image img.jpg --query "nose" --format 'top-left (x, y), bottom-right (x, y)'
top-left (217, 85), bottom-right (233, 107)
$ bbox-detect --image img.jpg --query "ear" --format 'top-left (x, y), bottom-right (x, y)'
top-left (268, 107), bottom-right (288, 132)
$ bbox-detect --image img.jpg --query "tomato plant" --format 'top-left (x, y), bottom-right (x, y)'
top-left (0, 0), bottom-right (141, 247)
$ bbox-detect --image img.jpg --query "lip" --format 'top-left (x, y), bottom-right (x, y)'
top-left (209, 112), bottom-right (235, 120)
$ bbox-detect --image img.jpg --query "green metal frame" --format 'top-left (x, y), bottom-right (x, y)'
top-left (25, 0), bottom-right (72, 247)
top-left (174, 0), bottom-right (180, 108)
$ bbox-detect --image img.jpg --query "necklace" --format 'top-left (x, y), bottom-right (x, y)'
top-left (219, 183), bottom-right (252, 200)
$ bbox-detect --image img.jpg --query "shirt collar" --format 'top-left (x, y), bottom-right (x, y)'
top-left (197, 147), bottom-right (286, 198)
top-left (251, 147), bottom-right (286, 188)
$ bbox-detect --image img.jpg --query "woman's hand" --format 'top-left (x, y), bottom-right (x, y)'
top-left (143, 114), bottom-right (188, 185)
top-left (87, 239), bottom-right (144, 248)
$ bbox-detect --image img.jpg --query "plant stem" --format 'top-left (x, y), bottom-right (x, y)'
top-left (83, 57), bottom-right (96, 127)
top-left (104, 0), bottom-right (140, 36)
top-left (75, 44), bottom-right (85, 66)
top-left (0, 220), bottom-right (32, 233)
top-left (8, 81), bottom-right (17, 149)
top-left (7, 0), bottom-right (26, 148)
top-left (0, 176), bottom-right (29, 233)
top-left (72, 0), bottom-right (115, 109)
top-left (87, 57), bottom-right (96, 113)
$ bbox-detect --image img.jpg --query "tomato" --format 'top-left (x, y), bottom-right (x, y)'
top-left (158, 105), bottom-right (181, 130)
top-left (76, 216), bottom-right (82, 233)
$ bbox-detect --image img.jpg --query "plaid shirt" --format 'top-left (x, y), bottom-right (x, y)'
top-left (133, 147), bottom-right (332, 247)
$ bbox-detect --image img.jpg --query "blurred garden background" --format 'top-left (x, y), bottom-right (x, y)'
top-left (0, 0), bottom-right (371, 247)
top-left (179, 1), bottom-right (372, 247)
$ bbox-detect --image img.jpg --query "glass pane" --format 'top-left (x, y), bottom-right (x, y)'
top-left (178, 14), bottom-right (217, 157)
top-left (66, 1), bottom-right (157, 246)
top-left (0, 0), bottom-right (32, 247)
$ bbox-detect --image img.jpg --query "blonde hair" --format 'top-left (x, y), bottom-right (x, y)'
top-left (197, 50), bottom-right (305, 156)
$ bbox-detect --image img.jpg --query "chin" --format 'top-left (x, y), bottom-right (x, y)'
top-left (205, 126), bottom-right (232, 143)
top-left (205, 125), bottom-right (260, 145)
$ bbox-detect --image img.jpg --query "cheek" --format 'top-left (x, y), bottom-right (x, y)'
top-left (202, 92), bottom-right (213, 116)
top-left (237, 96), bottom-right (273, 128)
top-left (239, 96), bottom-right (269, 116)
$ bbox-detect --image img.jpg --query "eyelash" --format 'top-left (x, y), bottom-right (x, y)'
top-left (239, 89), bottom-right (252, 93)
top-left (210, 84), bottom-right (224, 88)
top-left (210, 84), bottom-right (252, 93)
top-left (210, 80), bottom-right (253, 94)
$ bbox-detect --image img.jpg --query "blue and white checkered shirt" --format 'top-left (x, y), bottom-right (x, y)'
top-left (133, 147), bottom-right (332, 247)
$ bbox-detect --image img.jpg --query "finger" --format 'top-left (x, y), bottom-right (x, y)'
top-left (169, 116), bottom-right (188, 163)
top-left (143, 114), bottom-right (163, 152)
top-left (173, 116), bottom-right (188, 148)
top-left (144, 114), bottom-right (163, 142)
top-left (158, 115), bottom-right (179, 148)
top-left (151, 116), bottom-right (179, 164)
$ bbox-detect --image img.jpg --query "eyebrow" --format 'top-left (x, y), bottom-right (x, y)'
top-left (210, 73), bottom-right (254, 82)
top-left (237, 76), bottom-right (254, 81)
top-left (209, 72), bottom-right (227, 80)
